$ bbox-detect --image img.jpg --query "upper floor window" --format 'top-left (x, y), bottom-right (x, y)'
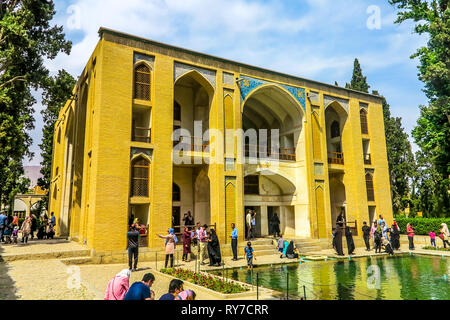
top-left (131, 156), bottom-right (150, 197)
top-left (244, 175), bottom-right (259, 195)
top-left (365, 173), bottom-right (375, 202)
top-left (360, 109), bottom-right (368, 134)
top-left (331, 121), bottom-right (340, 138)
top-left (134, 63), bottom-right (151, 100)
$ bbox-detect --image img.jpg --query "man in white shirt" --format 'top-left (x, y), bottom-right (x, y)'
top-left (246, 210), bottom-right (253, 240)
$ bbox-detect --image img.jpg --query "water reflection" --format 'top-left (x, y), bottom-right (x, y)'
top-left (210, 255), bottom-right (450, 300)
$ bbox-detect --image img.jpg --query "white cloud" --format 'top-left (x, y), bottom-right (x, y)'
top-left (26, 0), bottom-right (429, 165)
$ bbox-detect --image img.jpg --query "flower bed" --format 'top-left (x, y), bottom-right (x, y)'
top-left (422, 246), bottom-right (450, 252)
top-left (160, 268), bottom-right (250, 294)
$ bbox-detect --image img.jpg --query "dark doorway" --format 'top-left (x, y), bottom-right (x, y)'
top-left (172, 206), bottom-right (181, 234)
top-left (244, 206), bottom-right (261, 239)
top-left (268, 206), bottom-right (280, 236)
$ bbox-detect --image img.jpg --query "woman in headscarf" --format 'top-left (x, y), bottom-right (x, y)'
top-left (390, 224), bottom-right (400, 250)
top-left (158, 228), bottom-right (177, 268)
top-left (182, 227), bottom-right (192, 262)
top-left (30, 214), bottom-right (37, 240)
top-left (334, 213), bottom-right (345, 256)
top-left (270, 213), bottom-right (281, 238)
top-left (406, 223), bottom-right (415, 250)
top-left (20, 216), bottom-right (32, 244)
top-left (285, 240), bottom-right (299, 259)
top-left (104, 269), bottom-right (131, 300)
top-left (439, 223), bottom-right (450, 248)
top-left (345, 227), bottom-right (355, 255)
top-left (175, 289), bottom-right (196, 300)
top-left (207, 229), bottom-right (222, 266)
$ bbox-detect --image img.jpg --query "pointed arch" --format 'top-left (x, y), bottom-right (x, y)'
top-left (175, 69), bottom-right (215, 101)
top-left (172, 182), bottom-right (181, 202)
top-left (134, 61), bottom-right (152, 100)
top-left (365, 173), bottom-right (375, 201)
top-left (130, 155), bottom-right (150, 197)
top-left (360, 108), bottom-right (369, 134)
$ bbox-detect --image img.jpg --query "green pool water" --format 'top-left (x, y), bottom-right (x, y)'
top-left (210, 255), bottom-right (450, 300)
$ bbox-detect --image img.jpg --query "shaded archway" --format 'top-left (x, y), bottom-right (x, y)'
top-left (174, 70), bottom-right (214, 150)
top-left (242, 85), bottom-right (304, 161)
top-left (329, 177), bottom-right (346, 229)
top-left (244, 170), bottom-right (296, 237)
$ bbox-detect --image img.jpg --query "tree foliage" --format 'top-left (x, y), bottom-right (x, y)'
top-left (390, 0), bottom-right (450, 217)
top-left (346, 58), bottom-right (370, 93)
top-left (37, 69), bottom-right (76, 210)
top-left (0, 1), bottom-right (71, 212)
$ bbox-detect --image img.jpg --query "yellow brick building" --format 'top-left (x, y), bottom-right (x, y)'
top-left (49, 28), bottom-right (393, 254)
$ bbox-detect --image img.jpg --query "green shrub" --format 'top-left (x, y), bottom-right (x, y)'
top-left (422, 246), bottom-right (450, 252)
top-left (160, 268), bottom-right (249, 294)
top-left (395, 216), bottom-right (450, 235)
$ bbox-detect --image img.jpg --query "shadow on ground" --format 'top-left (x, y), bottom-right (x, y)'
top-left (0, 244), bottom-right (19, 300)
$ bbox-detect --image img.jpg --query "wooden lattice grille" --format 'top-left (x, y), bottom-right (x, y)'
top-left (360, 110), bottom-right (369, 134)
top-left (134, 64), bottom-right (151, 100)
top-left (131, 158), bottom-right (150, 197)
top-left (366, 174), bottom-right (375, 202)
top-left (244, 175), bottom-right (259, 195)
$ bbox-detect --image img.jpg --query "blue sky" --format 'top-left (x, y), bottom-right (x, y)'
top-left (26, 0), bottom-right (428, 165)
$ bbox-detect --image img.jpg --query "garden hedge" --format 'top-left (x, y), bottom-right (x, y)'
top-left (395, 216), bottom-right (450, 235)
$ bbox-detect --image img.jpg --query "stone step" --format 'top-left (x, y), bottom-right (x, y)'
top-left (1, 249), bottom-right (91, 262)
top-left (60, 257), bottom-right (93, 265)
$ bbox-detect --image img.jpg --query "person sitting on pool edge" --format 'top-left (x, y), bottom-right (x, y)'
top-left (382, 237), bottom-right (394, 256)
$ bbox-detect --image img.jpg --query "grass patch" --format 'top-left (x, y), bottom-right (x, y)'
top-left (160, 268), bottom-right (250, 294)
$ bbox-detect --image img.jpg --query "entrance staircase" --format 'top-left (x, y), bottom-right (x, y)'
top-left (242, 237), bottom-right (325, 257)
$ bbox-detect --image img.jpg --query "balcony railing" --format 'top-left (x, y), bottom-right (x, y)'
top-left (364, 153), bottom-right (372, 165)
top-left (245, 144), bottom-right (296, 161)
top-left (174, 137), bottom-right (210, 152)
top-left (328, 152), bottom-right (344, 165)
top-left (132, 127), bottom-right (151, 143)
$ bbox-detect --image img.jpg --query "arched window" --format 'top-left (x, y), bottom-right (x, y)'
top-left (172, 183), bottom-right (180, 202)
top-left (365, 173), bottom-right (375, 201)
top-left (360, 109), bottom-right (368, 134)
top-left (134, 63), bottom-right (151, 100)
top-left (131, 156), bottom-right (150, 197)
top-left (331, 121), bottom-right (340, 138)
top-left (174, 101), bottom-right (181, 122)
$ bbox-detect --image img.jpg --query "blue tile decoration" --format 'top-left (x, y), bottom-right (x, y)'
top-left (238, 75), bottom-right (306, 111)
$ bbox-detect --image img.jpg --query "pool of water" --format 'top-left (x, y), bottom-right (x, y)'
top-left (210, 255), bottom-right (450, 300)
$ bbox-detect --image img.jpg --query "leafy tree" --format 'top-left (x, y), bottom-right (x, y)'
top-left (346, 59), bottom-right (370, 93)
top-left (38, 70), bottom-right (76, 210)
top-left (390, 0), bottom-right (450, 217)
top-left (0, 1), bottom-right (71, 212)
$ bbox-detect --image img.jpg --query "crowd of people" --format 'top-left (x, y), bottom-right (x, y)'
top-left (0, 211), bottom-right (56, 245)
top-left (104, 270), bottom-right (196, 300)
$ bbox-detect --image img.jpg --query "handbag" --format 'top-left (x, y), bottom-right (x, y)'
top-left (439, 233), bottom-right (445, 240)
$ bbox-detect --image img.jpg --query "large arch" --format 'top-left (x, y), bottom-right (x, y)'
top-left (243, 170), bottom-right (297, 237)
top-left (174, 70), bottom-right (215, 150)
top-left (329, 177), bottom-right (346, 228)
top-left (242, 84), bottom-right (304, 161)
top-left (325, 101), bottom-right (348, 165)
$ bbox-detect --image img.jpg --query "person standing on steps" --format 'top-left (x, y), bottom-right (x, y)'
top-left (230, 223), bottom-right (238, 261)
top-left (246, 210), bottom-right (252, 240)
top-left (127, 225), bottom-right (140, 271)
